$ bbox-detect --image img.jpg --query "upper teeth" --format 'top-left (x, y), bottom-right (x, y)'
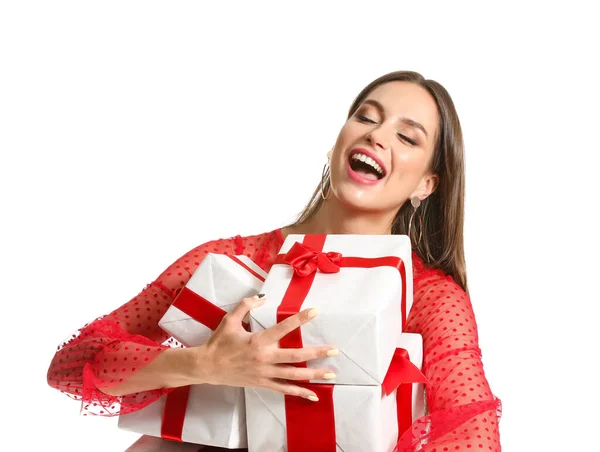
top-left (351, 153), bottom-right (384, 176)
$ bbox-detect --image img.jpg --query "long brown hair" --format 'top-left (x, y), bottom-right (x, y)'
top-left (290, 71), bottom-right (468, 292)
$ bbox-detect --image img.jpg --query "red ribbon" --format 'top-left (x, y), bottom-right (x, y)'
top-left (160, 255), bottom-right (265, 441)
top-left (285, 384), bottom-right (336, 452)
top-left (284, 241), bottom-right (342, 276)
top-left (382, 348), bottom-right (429, 396)
top-left (382, 348), bottom-right (429, 438)
top-left (276, 235), bottom-right (328, 369)
top-left (160, 386), bottom-right (191, 442)
top-left (227, 255), bottom-right (267, 282)
top-left (172, 286), bottom-right (230, 332)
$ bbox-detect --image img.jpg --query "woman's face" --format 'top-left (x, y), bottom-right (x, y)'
top-left (330, 81), bottom-right (440, 215)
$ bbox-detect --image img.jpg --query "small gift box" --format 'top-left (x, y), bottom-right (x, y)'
top-left (121, 254), bottom-right (266, 448)
top-left (249, 234), bottom-right (413, 385)
top-left (244, 333), bottom-right (426, 452)
top-left (159, 254), bottom-right (267, 345)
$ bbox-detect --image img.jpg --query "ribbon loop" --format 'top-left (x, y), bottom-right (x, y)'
top-left (284, 242), bottom-right (342, 276)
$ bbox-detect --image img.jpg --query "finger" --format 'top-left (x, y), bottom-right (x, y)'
top-left (226, 294), bottom-right (266, 324)
top-left (272, 346), bottom-right (339, 364)
top-left (263, 379), bottom-right (320, 402)
top-left (269, 364), bottom-right (336, 382)
top-left (258, 307), bottom-right (319, 344)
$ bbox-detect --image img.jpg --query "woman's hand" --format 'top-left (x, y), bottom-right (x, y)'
top-left (196, 295), bottom-right (337, 401)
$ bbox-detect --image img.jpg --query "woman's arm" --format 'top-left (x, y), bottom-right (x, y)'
top-left (400, 270), bottom-right (502, 451)
top-left (98, 346), bottom-right (201, 397)
top-left (98, 297), bottom-right (337, 400)
top-left (46, 237), bottom-right (238, 415)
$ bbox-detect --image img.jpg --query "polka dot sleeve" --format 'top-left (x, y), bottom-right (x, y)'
top-left (397, 256), bottom-right (502, 451)
top-left (46, 236), bottom-right (244, 416)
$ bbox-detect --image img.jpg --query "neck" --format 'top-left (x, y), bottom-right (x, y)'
top-left (284, 198), bottom-right (397, 237)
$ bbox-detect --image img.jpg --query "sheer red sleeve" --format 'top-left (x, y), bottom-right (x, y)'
top-left (397, 256), bottom-right (502, 451)
top-left (47, 236), bottom-right (242, 416)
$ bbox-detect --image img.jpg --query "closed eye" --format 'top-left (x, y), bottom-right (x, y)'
top-left (358, 114), bottom-right (417, 146)
top-left (398, 133), bottom-right (417, 146)
top-left (356, 114), bottom-right (377, 124)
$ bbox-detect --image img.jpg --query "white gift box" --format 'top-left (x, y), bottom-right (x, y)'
top-left (244, 333), bottom-right (425, 452)
top-left (250, 234), bottom-right (413, 385)
top-left (121, 254), bottom-right (266, 449)
top-left (159, 254), bottom-right (267, 346)
top-left (118, 384), bottom-right (247, 448)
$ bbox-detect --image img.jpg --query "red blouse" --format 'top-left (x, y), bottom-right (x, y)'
top-left (47, 228), bottom-right (501, 451)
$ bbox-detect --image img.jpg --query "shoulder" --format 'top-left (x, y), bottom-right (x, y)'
top-left (234, 228), bottom-right (281, 250)
top-left (411, 251), bottom-right (448, 285)
top-left (412, 252), bottom-right (468, 302)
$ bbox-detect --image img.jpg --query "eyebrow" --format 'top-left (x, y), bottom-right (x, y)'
top-left (362, 99), bottom-right (429, 139)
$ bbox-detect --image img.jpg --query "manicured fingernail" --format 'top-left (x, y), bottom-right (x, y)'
top-left (253, 293), bottom-right (265, 300)
top-left (326, 348), bottom-right (339, 357)
top-left (323, 372), bottom-right (336, 380)
top-left (307, 395), bottom-right (319, 402)
top-left (307, 308), bottom-right (319, 318)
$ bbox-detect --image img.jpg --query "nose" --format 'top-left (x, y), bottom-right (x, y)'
top-left (365, 128), bottom-right (390, 151)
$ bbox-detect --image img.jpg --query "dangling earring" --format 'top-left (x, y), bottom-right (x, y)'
top-left (321, 150), bottom-right (332, 200)
top-left (407, 196), bottom-right (422, 246)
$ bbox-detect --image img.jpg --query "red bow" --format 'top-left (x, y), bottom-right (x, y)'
top-left (284, 242), bottom-right (342, 276)
top-left (382, 348), bottom-right (429, 396)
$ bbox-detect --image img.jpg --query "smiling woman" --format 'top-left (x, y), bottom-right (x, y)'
top-left (296, 73), bottom-right (467, 288)
top-left (47, 70), bottom-right (501, 451)
top-left (328, 81), bottom-right (440, 216)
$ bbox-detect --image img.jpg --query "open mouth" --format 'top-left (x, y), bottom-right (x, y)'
top-left (348, 152), bottom-right (386, 181)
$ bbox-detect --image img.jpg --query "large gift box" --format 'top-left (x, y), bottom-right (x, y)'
top-left (244, 333), bottom-right (426, 452)
top-left (158, 254), bottom-right (267, 345)
top-left (249, 234), bottom-right (413, 385)
top-left (120, 254), bottom-right (266, 448)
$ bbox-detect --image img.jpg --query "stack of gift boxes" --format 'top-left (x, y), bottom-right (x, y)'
top-left (119, 234), bottom-right (427, 451)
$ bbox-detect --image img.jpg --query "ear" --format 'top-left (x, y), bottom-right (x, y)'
top-left (411, 172), bottom-right (439, 200)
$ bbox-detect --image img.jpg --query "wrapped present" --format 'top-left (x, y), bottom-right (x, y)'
top-left (244, 333), bottom-right (426, 452)
top-left (159, 254), bottom-right (267, 345)
top-left (249, 234), bottom-right (413, 385)
top-left (118, 384), bottom-right (247, 448)
top-left (120, 254), bottom-right (266, 448)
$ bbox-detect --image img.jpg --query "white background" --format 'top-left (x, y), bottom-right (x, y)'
top-left (1, 1), bottom-right (599, 451)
